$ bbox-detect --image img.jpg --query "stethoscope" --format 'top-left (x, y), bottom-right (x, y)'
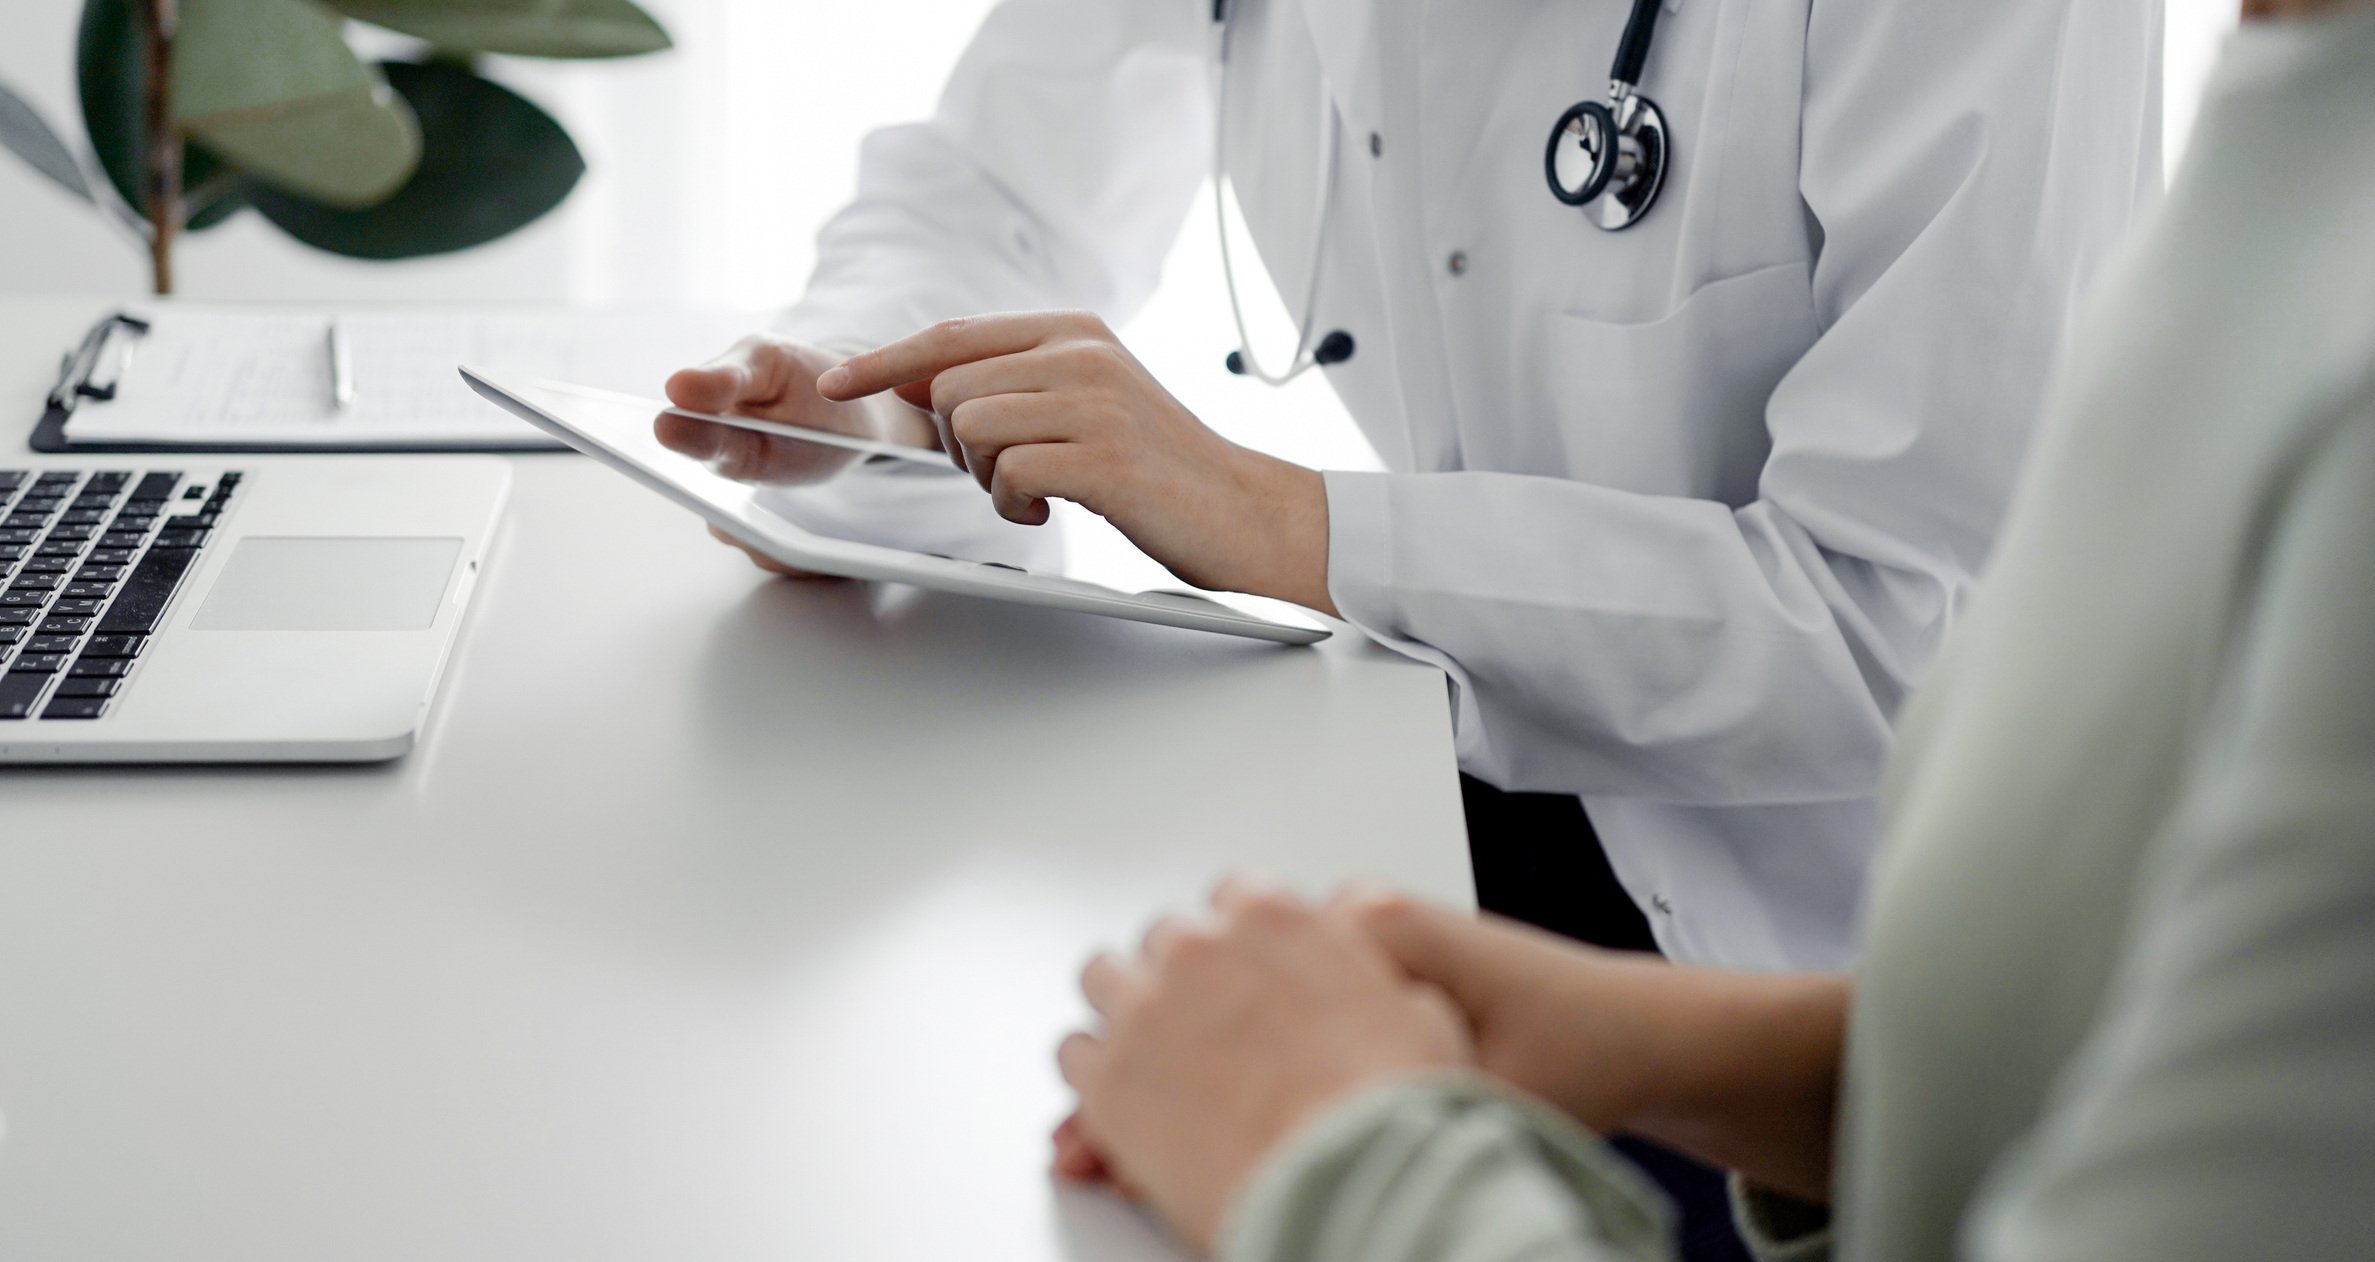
top-left (1215, 0), bottom-right (1673, 385)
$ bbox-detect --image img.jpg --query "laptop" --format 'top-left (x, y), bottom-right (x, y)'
top-left (460, 368), bottom-right (1331, 646)
top-left (0, 458), bottom-right (507, 763)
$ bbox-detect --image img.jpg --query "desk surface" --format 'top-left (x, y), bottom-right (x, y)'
top-left (0, 297), bottom-right (1469, 1261)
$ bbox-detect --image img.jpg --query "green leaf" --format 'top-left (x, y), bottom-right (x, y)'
top-left (0, 79), bottom-right (97, 205)
top-left (174, 0), bottom-right (423, 207)
top-left (250, 60), bottom-right (584, 259)
top-left (78, 0), bottom-right (236, 226)
top-left (323, 0), bottom-right (670, 58)
top-left (185, 177), bottom-right (250, 230)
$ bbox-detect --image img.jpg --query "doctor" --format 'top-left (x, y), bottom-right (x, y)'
top-left (663, 0), bottom-right (2159, 975)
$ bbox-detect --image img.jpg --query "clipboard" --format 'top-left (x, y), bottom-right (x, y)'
top-left (30, 306), bottom-right (765, 455)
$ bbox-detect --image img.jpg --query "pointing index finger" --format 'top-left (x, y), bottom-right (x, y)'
top-left (815, 313), bottom-right (1062, 401)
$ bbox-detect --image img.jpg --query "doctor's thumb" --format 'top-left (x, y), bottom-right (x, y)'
top-left (665, 360), bottom-right (752, 413)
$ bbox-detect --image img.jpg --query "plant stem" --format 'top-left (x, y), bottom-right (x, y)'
top-left (142, 0), bottom-right (180, 296)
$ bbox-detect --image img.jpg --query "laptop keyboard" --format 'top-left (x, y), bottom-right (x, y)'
top-left (0, 468), bottom-right (241, 721)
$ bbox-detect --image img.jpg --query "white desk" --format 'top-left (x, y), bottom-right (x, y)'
top-left (0, 297), bottom-right (1470, 1260)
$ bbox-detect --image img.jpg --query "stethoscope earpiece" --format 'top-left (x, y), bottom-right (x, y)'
top-left (1225, 329), bottom-right (1352, 378)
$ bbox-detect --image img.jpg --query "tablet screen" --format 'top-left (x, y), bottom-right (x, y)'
top-left (518, 378), bottom-right (947, 481)
top-left (462, 369), bottom-right (999, 564)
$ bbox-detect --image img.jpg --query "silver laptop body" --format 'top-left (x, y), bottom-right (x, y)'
top-left (0, 457), bottom-right (507, 763)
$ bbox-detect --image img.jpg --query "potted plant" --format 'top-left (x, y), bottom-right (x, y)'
top-left (0, 0), bottom-right (671, 294)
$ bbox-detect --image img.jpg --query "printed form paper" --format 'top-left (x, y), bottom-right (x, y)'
top-left (66, 306), bottom-right (768, 448)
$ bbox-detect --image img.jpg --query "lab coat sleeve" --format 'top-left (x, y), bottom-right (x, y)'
top-left (756, 0), bottom-right (1215, 558)
top-left (1220, 1074), bottom-right (1678, 1262)
top-left (1323, 0), bottom-right (2159, 802)
top-left (1955, 408), bottom-right (2375, 1261)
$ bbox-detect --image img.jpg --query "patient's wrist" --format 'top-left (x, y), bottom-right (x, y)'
top-left (1626, 972), bottom-right (1849, 1202)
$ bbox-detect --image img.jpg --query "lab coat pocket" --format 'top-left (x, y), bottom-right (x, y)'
top-left (1539, 262), bottom-right (1817, 505)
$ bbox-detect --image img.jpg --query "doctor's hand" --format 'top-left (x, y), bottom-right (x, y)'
top-left (659, 334), bottom-right (941, 576)
top-left (1055, 878), bottom-right (1472, 1254)
top-left (816, 312), bottom-right (1340, 615)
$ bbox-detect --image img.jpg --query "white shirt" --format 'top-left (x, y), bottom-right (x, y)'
top-left (773, 0), bottom-right (2162, 968)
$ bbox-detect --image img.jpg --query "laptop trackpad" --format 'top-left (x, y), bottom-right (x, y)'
top-left (191, 537), bottom-right (462, 632)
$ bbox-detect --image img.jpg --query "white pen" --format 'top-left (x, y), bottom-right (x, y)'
top-left (326, 317), bottom-right (355, 413)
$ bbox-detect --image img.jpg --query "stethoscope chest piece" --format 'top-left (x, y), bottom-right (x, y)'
top-left (1544, 88), bottom-right (1669, 232)
top-left (1544, 0), bottom-right (1674, 232)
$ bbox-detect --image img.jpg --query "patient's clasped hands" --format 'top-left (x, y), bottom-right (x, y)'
top-left (661, 314), bottom-right (1338, 614)
top-left (1055, 879), bottom-right (1472, 1252)
top-left (1053, 880), bottom-right (1852, 1254)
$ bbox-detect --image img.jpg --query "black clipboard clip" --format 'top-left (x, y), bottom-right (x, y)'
top-left (46, 311), bottom-right (152, 412)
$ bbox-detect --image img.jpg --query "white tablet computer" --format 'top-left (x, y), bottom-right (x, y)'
top-left (459, 368), bottom-right (1330, 645)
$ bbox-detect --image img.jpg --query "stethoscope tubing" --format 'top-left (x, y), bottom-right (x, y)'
top-left (1213, 3), bottom-right (1345, 385)
top-left (1215, 0), bottom-right (1673, 385)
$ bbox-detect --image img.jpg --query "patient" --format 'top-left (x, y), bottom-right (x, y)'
top-left (1050, 3), bottom-right (2375, 1258)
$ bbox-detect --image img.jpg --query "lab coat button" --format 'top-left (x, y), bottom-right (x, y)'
top-left (1650, 894), bottom-right (1673, 915)
top-left (1368, 131), bottom-right (1383, 158)
top-left (1446, 250), bottom-right (1468, 277)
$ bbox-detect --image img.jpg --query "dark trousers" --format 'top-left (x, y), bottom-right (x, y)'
top-left (1461, 774), bottom-right (1751, 1262)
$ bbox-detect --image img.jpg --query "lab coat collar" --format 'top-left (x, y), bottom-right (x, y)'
top-left (1292, 0), bottom-right (1687, 126)
top-left (1296, 0), bottom-right (1375, 122)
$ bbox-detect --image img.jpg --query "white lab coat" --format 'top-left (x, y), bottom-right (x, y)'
top-left (771, 0), bottom-right (2163, 969)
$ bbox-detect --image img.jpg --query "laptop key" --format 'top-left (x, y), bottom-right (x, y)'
top-left (85, 472), bottom-right (129, 492)
top-left (0, 591), bottom-right (49, 608)
top-left (29, 635), bottom-right (79, 654)
top-left (86, 548), bottom-right (137, 566)
top-left (50, 598), bottom-right (104, 617)
top-left (52, 676), bottom-right (119, 698)
top-left (130, 472), bottom-right (180, 500)
top-left (74, 564), bottom-right (124, 582)
top-left (65, 582), bottom-right (116, 599)
top-left (82, 635), bottom-right (145, 658)
top-left (37, 617), bottom-right (91, 636)
top-left (0, 609), bottom-right (37, 626)
top-left (0, 627), bottom-right (21, 645)
top-left (11, 573), bottom-right (62, 590)
top-left (13, 654), bottom-right (65, 674)
top-left (24, 558), bottom-right (73, 574)
top-left (40, 697), bottom-right (106, 720)
top-left (0, 673), bottom-right (48, 719)
top-left (67, 658), bottom-right (130, 678)
top-left (95, 546), bottom-right (198, 636)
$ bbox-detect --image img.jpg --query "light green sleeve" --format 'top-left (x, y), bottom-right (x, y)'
top-left (1218, 1073), bottom-right (1675, 1262)
top-left (1959, 405), bottom-right (2375, 1259)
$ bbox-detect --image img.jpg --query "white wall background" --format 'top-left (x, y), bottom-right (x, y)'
top-left (0, 0), bottom-right (2248, 527)
top-left (0, 0), bottom-right (2248, 304)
